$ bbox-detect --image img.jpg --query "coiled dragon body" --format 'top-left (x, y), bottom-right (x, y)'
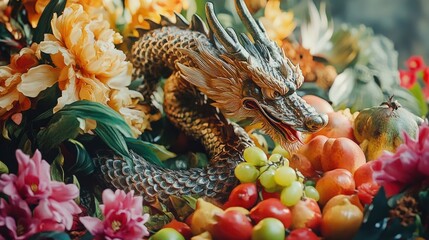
top-left (94, 0), bottom-right (327, 206)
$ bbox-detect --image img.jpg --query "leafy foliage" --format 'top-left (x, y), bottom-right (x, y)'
top-left (32, 0), bottom-right (67, 43)
top-left (328, 25), bottom-right (421, 115)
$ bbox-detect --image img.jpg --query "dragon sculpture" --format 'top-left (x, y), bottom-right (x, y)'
top-left (94, 0), bottom-right (328, 206)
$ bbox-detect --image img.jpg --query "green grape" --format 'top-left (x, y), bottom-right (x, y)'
top-left (271, 145), bottom-right (290, 158)
top-left (259, 164), bottom-right (276, 174)
top-left (281, 158), bottom-right (290, 167)
top-left (280, 181), bottom-right (303, 207)
top-left (274, 166), bottom-right (296, 187)
top-left (304, 180), bottom-right (316, 187)
top-left (243, 146), bottom-right (268, 166)
top-left (259, 168), bottom-right (277, 189)
top-left (304, 186), bottom-right (320, 201)
top-left (296, 170), bottom-right (305, 183)
top-left (234, 162), bottom-right (259, 183)
top-left (268, 153), bottom-right (283, 163)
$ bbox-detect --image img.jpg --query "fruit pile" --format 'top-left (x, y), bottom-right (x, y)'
top-left (148, 95), bottom-right (424, 240)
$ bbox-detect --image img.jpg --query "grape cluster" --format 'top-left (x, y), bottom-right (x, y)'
top-left (235, 146), bottom-right (320, 207)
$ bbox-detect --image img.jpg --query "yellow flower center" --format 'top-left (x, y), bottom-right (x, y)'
top-left (410, 61), bottom-right (417, 68)
top-left (111, 220), bottom-right (122, 232)
top-left (16, 224), bottom-right (25, 236)
top-left (30, 183), bottom-right (38, 192)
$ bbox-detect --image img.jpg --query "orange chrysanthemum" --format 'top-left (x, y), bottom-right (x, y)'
top-left (0, 44), bottom-right (58, 120)
top-left (38, 4), bottom-right (149, 135)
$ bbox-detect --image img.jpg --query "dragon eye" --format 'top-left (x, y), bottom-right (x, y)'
top-left (262, 88), bottom-right (281, 100)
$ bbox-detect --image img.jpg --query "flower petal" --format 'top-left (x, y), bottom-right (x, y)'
top-left (18, 65), bottom-right (59, 97)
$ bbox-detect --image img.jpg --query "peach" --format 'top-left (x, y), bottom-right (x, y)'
top-left (289, 153), bottom-right (318, 178)
top-left (320, 137), bottom-right (366, 175)
top-left (298, 135), bottom-right (329, 171)
top-left (315, 169), bottom-right (356, 206)
top-left (307, 111), bottom-right (355, 142)
top-left (353, 161), bottom-right (376, 187)
top-left (302, 95), bottom-right (334, 114)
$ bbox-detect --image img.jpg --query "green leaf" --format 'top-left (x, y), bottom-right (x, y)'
top-left (32, 0), bottom-right (67, 43)
top-left (94, 122), bottom-right (130, 160)
top-left (36, 114), bottom-right (80, 152)
top-left (0, 161), bottom-right (9, 174)
top-left (50, 153), bottom-right (64, 182)
top-left (408, 82), bottom-right (428, 117)
top-left (59, 101), bottom-right (133, 138)
top-left (354, 187), bottom-right (391, 240)
top-left (28, 231), bottom-right (71, 240)
top-left (125, 138), bottom-right (165, 167)
top-left (62, 140), bottom-right (95, 177)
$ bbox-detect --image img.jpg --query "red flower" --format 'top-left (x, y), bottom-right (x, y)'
top-left (406, 55), bottom-right (425, 72)
top-left (423, 67), bottom-right (429, 85)
top-left (399, 70), bottom-right (417, 89)
top-left (372, 123), bottom-right (429, 197)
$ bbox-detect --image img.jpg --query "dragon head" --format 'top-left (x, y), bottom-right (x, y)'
top-left (178, 0), bottom-right (328, 150)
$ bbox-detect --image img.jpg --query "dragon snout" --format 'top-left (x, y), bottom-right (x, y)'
top-left (304, 114), bottom-right (328, 132)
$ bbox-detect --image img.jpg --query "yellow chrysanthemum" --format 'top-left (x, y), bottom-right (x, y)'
top-left (259, 0), bottom-right (295, 45)
top-left (0, 44), bottom-right (58, 120)
top-left (23, 0), bottom-right (121, 28)
top-left (38, 4), bottom-right (149, 135)
top-left (125, 0), bottom-right (188, 34)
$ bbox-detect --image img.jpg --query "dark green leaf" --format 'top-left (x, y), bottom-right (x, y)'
top-left (59, 101), bottom-right (133, 138)
top-left (125, 138), bottom-right (165, 167)
top-left (62, 140), bottom-right (95, 177)
top-left (408, 82), bottom-right (428, 116)
top-left (380, 218), bottom-right (416, 239)
top-left (189, 152), bottom-right (208, 168)
top-left (32, 0), bottom-right (67, 43)
top-left (94, 122), bottom-right (130, 161)
top-left (36, 114), bottom-right (80, 152)
top-left (28, 231), bottom-right (71, 240)
top-left (354, 187), bottom-right (391, 240)
top-left (50, 153), bottom-right (64, 182)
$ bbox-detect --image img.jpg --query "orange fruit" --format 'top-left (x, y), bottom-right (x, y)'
top-left (315, 169), bottom-right (356, 206)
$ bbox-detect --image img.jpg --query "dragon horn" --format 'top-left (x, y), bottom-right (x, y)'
top-left (235, 0), bottom-right (267, 43)
top-left (235, 0), bottom-right (282, 60)
top-left (205, 2), bottom-right (249, 61)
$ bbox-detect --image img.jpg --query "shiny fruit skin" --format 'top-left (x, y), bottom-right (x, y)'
top-left (353, 161), bottom-right (376, 187)
top-left (315, 169), bottom-right (356, 206)
top-left (261, 188), bottom-right (281, 200)
top-left (150, 228), bottom-right (185, 240)
top-left (289, 153), bottom-right (317, 178)
top-left (320, 137), bottom-right (366, 174)
top-left (322, 194), bottom-right (363, 214)
top-left (212, 210), bottom-right (253, 240)
top-left (290, 198), bottom-right (322, 231)
top-left (249, 198), bottom-right (292, 228)
top-left (353, 102), bottom-right (422, 161)
top-left (251, 218), bottom-right (285, 240)
top-left (321, 198), bottom-right (363, 240)
top-left (302, 95), bottom-right (334, 114)
top-left (308, 111), bottom-right (355, 141)
top-left (163, 219), bottom-right (192, 240)
top-left (223, 183), bottom-right (258, 209)
top-left (297, 135), bottom-right (328, 171)
top-left (235, 162), bottom-right (259, 183)
top-left (286, 228), bottom-right (320, 240)
top-left (243, 146), bottom-right (268, 166)
top-left (280, 181), bottom-right (303, 207)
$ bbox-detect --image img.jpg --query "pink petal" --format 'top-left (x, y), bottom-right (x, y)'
top-left (80, 216), bottom-right (104, 236)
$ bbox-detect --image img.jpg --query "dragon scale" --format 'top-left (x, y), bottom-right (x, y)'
top-left (93, 0), bottom-right (328, 205)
